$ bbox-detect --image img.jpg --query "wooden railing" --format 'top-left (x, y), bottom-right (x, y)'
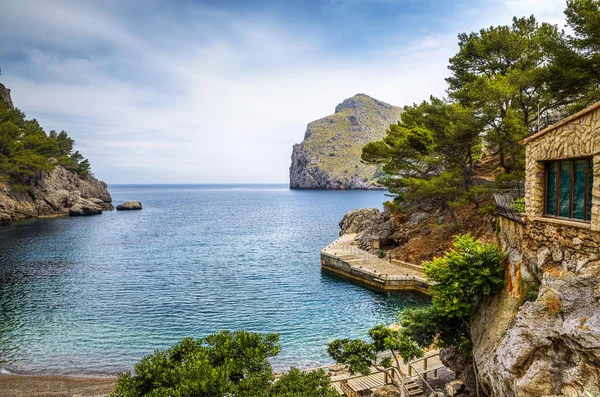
top-left (339, 380), bottom-right (361, 397)
top-left (407, 353), bottom-right (442, 396)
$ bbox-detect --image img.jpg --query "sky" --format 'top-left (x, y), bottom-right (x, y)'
top-left (0, 0), bottom-right (568, 184)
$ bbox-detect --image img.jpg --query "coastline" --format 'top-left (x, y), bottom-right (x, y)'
top-left (0, 373), bottom-right (117, 397)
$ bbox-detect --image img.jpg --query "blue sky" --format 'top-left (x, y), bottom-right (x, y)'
top-left (0, 0), bottom-right (567, 184)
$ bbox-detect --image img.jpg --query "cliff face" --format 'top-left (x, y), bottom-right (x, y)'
top-left (0, 84), bottom-right (113, 223)
top-left (442, 218), bottom-right (600, 397)
top-left (289, 94), bottom-right (402, 189)
top-left (0, 165), bottom-right (113, 223)
top-left (0, 84), bottom-right (14, 109)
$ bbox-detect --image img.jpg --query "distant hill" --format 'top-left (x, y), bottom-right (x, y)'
top-left (289, 94), bottom-right (402, 189)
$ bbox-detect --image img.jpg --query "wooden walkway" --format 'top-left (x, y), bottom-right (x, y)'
top-left (329, 351), bottom-right (446, 396)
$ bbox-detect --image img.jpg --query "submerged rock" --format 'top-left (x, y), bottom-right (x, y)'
top-left (116, 201), bottom-right (142, 211)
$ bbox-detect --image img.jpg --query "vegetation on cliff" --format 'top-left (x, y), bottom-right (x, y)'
top-left (111, 331), bottom-right (337, 397)
top-left (363, 0), bottom-right (600, 212)
top-left (290, 94), bottom-right (402, 189)
top-left (0, 92), bottom-right (91, 188)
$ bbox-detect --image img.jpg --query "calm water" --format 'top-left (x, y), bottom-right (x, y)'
top-left (0, 185), bottom-right (429, 376)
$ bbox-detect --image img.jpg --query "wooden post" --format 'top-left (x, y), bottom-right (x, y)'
top-left (384, 370), bottom-right (388, 384)
top-left (433, 368), bottom-right (438, 379)
top-left (423, 357), bottom-right (428, 381)
top-left (408, 364), bottom-right (412, 377)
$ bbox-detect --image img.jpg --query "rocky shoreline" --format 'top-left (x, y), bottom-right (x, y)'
top-left (0, 165), bottom-right (114, 223)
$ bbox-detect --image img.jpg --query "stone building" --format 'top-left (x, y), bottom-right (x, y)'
top-left (522, 101), bottom-right (600, 230)
top-left (472, 102), bottom-right (600, 397)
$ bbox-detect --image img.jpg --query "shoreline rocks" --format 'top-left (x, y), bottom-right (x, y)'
top-left (116, 201), bottom-right (142, 211)
top-left (0, 166), bottom-right (113, 223)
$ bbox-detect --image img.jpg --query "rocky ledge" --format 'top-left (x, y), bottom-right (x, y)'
top-left (0, 166), bottom-right (113, 223)
top-left (289, 94), bottom-right (402, 189)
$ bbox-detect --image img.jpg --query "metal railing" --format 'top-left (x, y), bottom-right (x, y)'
top-left (494, 193), bottom-right (526, 225)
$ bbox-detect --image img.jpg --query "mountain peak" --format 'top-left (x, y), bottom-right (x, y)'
top-left (334, 93), bottom-right (391, 114)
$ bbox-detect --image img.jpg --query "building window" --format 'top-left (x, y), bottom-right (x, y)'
top-left (545, 158), bottom-right (593, 221)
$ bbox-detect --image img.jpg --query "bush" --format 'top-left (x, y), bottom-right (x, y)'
top-left (111, 331), bottom-right (337, 397)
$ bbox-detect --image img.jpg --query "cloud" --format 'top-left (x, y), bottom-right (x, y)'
top-left (0, 0), bottom-right (568, 183)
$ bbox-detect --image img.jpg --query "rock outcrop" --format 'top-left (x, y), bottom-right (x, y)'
top-left (116, 201), bottom-right (142, 210)
top-left (289, 94), bottom-right (402, 189)
top-left (0, 166), bottom-right (113, 223)
top-left (0, 83), bottom-right (14, 109)
top-left (339, 208), bottom-right (396, 249)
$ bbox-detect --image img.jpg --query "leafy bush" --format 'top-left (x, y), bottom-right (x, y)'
top-left (327, 324), bottom-right (422, 375)
top-left (112, 331), bottom-right (337, 397)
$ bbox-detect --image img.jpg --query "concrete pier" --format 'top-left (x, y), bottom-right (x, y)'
top-left (320, 234), bottom-right (431, 293)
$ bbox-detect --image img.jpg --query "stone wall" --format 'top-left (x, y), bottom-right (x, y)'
top-left (320, 251), bottom-right (430, 293)
top-left (524, 105), bottom-right (600, 230)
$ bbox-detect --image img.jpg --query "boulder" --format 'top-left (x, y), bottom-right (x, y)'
top-left (116, 201), bottom-right (142, 211)
top-left (68, 199), bottom-right (102, 216)
top-left (408, 212), bottom-right (429, 225)
top-left (445, 380), bottom-right (467, 396)
top-left (89, 198), bottom-right (115, 211)
top-left (339, 208), bottom-right (380, 235)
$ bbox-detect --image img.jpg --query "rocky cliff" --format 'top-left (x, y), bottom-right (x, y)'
top-left (0, 166), bottom-right (113, 223)
top-left (460, 218), bottom-right (600, 397)
top-left (289, 94), bottom-right (402, 189)
top-left (0, 84), bottom-right (113, 223)
top-left (0, 84), bottom-right (14, 109)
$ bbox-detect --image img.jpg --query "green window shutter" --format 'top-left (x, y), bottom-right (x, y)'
top-left (559, 161), bottom-right (572, 218)
top-left (573, 160), bottom-right (587, 219)
top-left (547, 162), bottom-right (557, 215)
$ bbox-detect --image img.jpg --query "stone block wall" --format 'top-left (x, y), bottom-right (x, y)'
top-left (524, 105), bottom-right (600, 230)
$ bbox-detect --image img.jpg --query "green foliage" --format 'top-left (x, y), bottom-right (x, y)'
top-left (362, 99), bottom-right (482, 211)
top-left (368, 324), bottom-right (423, 364)
top-left (0, 101), bottom-right (92, 186)
top-left (112, 331), bottom-right (336, 397)
top-left (270, 368), bottom-right (338, 397)
top-left (327, 338), bottom-right (376, 375)
top-left (399, 235), bottom-right (505, 351)
top-left (399, 307), bottom-right (466, 349)
top-left (425, 234), bottom-right (505, 318)
top-left (510, 197), bottom-right (526, 213)
top-left (364, 6), bottom-right (600, 209)
top-left (547, 0), bottom-right (600, 111)
top-left (447, 16), bottom-right (560, 172)
top-left (327, 324), bottom-right (423, 375)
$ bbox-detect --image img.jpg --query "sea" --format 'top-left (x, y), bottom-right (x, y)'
top-left (0, 184), bottom-right (430, 376)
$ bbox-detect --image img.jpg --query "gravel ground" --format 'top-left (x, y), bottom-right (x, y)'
top-left (0, 374), bottom-right (117, 397)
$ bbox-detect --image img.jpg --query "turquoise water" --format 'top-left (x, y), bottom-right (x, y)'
top-left (0, 185), bottom-right (429, 375)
